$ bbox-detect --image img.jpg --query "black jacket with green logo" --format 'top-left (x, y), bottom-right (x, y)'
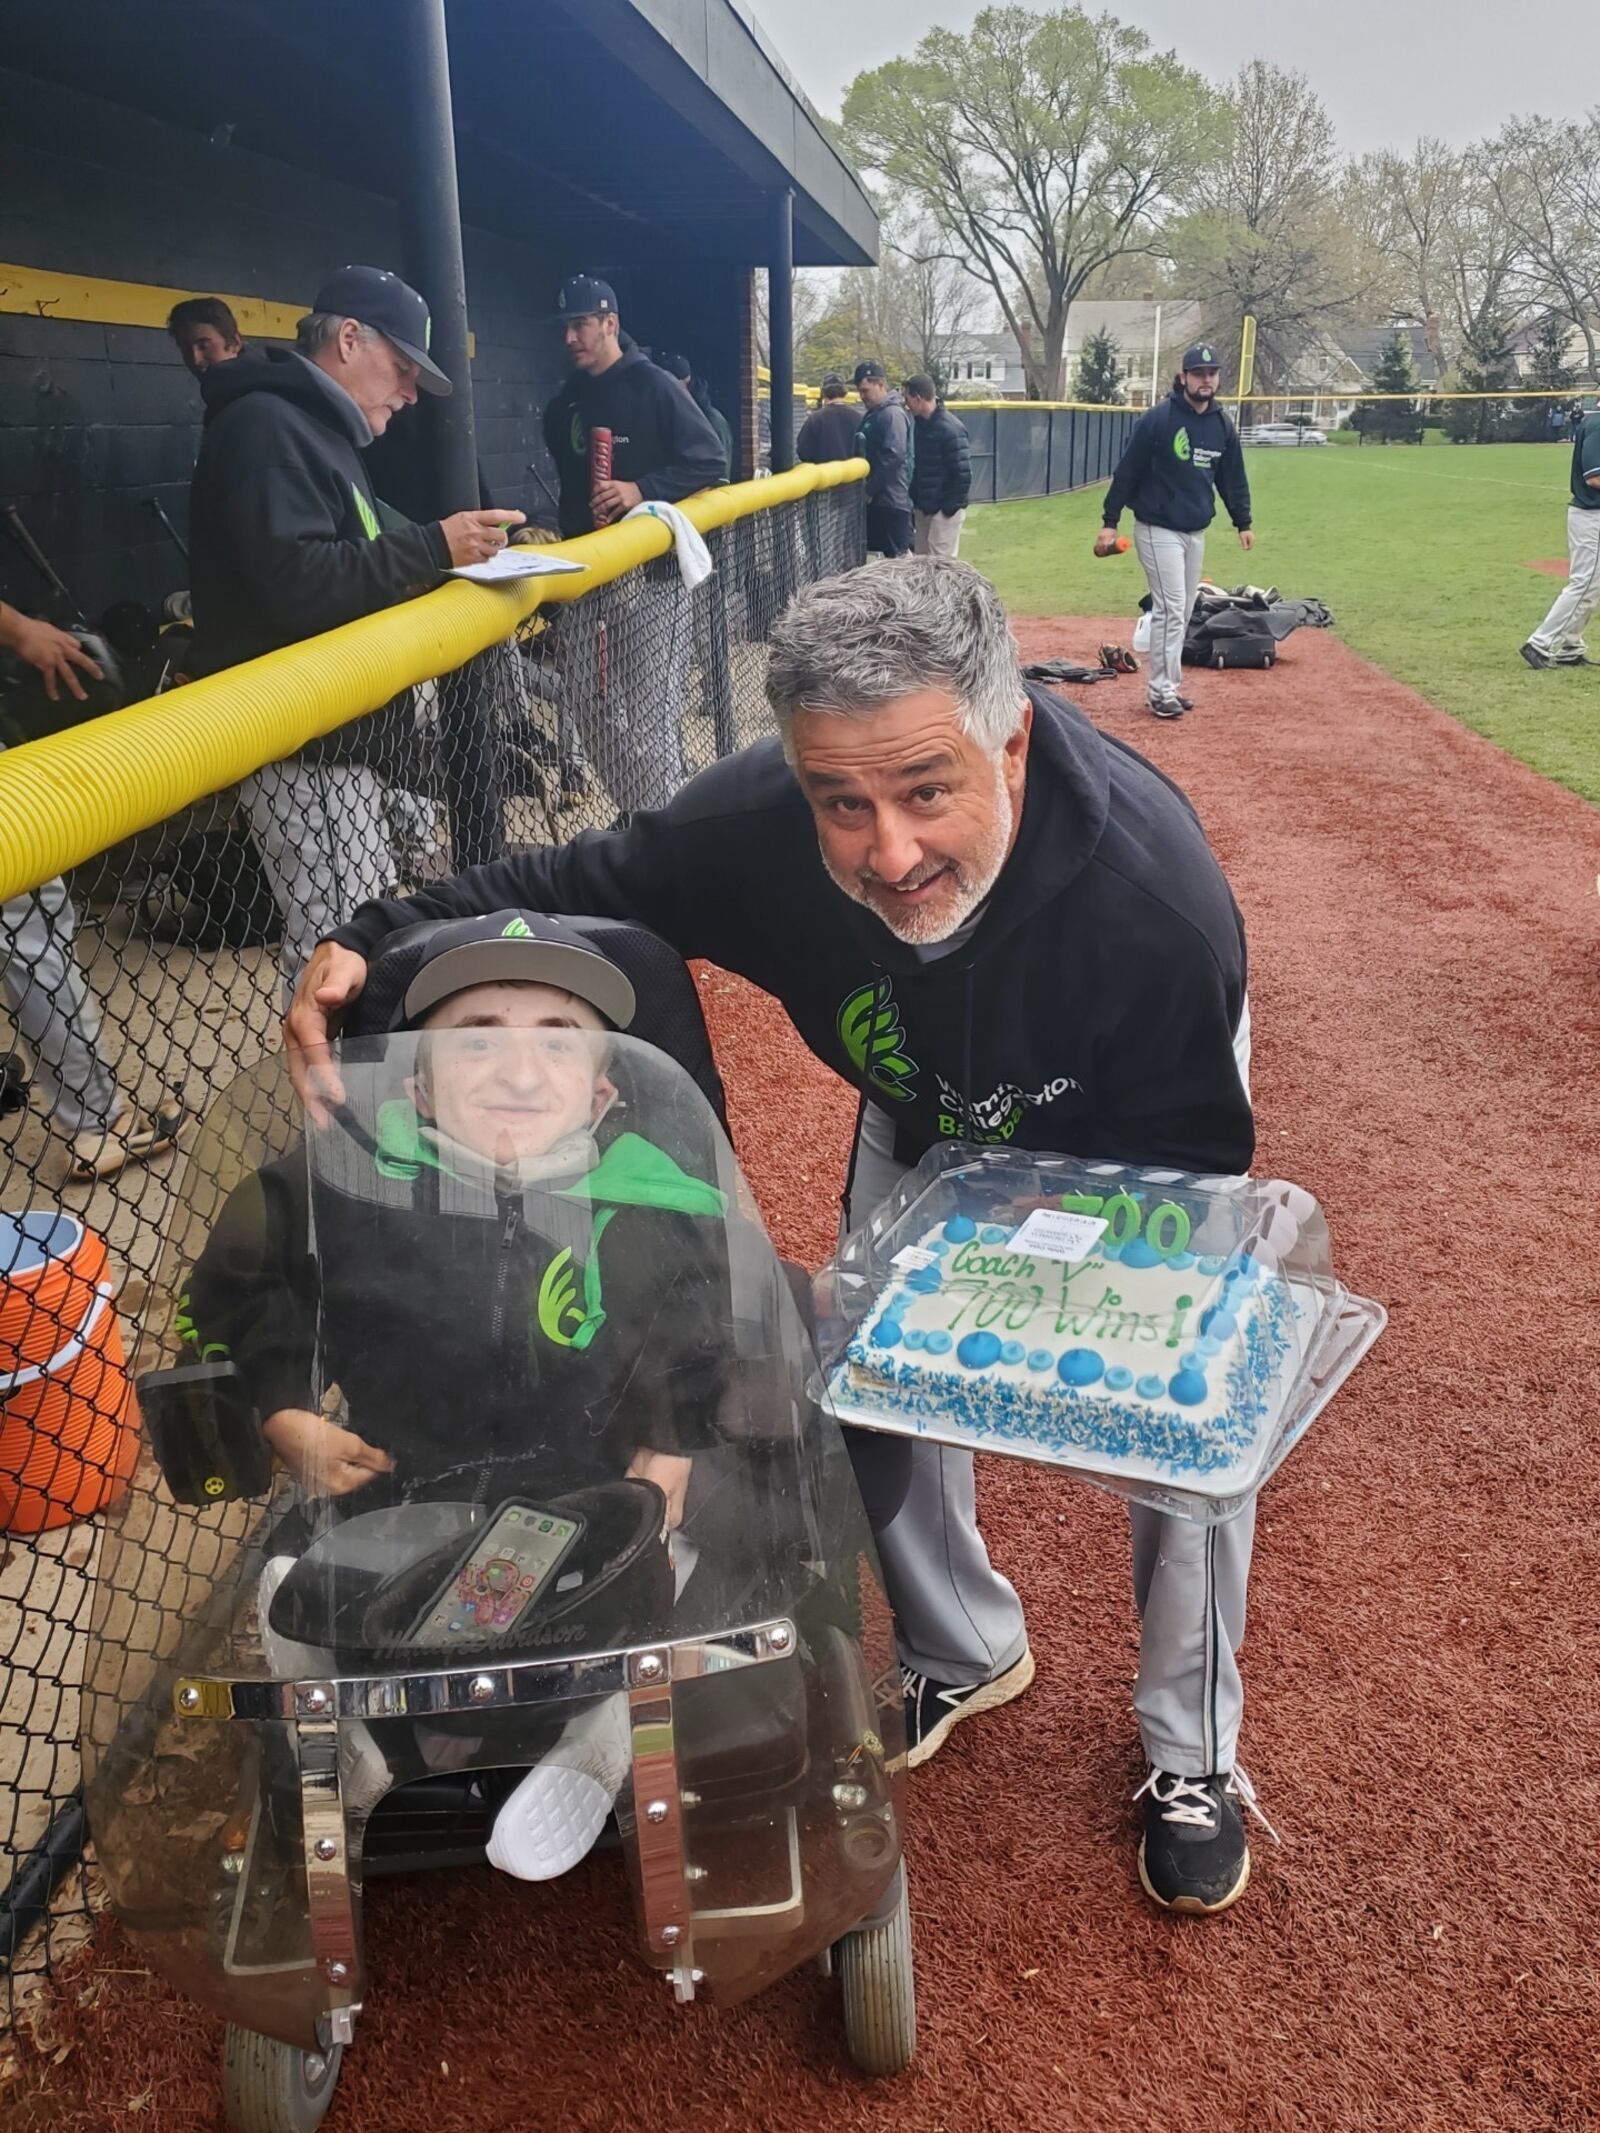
top-left (189, 348), bottom-right (451, 681)
top-left (542, 341), bottom-right (727, 538)
top-left (1103, 386), bottom-right (1252, 536)
top-left (183, 1124), bottom-right (731, 1503)
top-left (331, 689), bottom-right (1253, 1178)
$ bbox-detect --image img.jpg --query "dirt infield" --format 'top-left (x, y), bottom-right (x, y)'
top-left (9, 620), bottom-right (1599, 2132)
top-left (1523, 558), bottom-right (1572, 577)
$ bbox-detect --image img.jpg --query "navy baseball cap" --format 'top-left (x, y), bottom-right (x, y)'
top-left (853, 360), bottom-right (886, 385)
top-left (393, 912), bottom-right (637, 1032)
top-left (556, 275), bottom-right (618, 320)
top-left (1181, 343), bottom-right (1221, 371)
top-left (310, 266), bottom-right (452, 395)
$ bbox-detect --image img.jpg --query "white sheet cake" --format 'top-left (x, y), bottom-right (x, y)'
top-left (828, 1205), bottom-right (1302, 1487)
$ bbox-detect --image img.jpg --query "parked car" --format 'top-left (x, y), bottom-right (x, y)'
top-left (1242, 422), bottom-right (1328, 447)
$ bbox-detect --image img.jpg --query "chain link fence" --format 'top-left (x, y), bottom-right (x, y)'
top-left (0, 473), bottom-right (864, 2044)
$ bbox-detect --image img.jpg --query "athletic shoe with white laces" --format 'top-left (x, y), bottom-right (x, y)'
top-left (1134, 1765), bottom-right (1276, 1915)
top-left (899, 1647), bottom-right (1035, 1770)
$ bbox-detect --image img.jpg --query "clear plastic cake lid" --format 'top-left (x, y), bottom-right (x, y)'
top-left (813, 1146), bottom-right (1384, 1523)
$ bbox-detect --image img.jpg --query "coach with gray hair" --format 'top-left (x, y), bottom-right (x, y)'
top-left (189, 264), bottom-right (520, 995)
top-left (286, 556), bottom-right (1263, 1916)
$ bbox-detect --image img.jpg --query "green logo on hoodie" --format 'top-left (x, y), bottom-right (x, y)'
top-left (1173, 427), bottom-right (1192, 463)
top-left (838, 978), bottom-right (919, 1103)
top-left (537, 1245), bottom-right (594, 1348)
top-left (352, 485), bottom-right (380, 540)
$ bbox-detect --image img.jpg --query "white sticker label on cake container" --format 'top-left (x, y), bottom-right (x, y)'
top-left (1007, 1209), bottom-right (1109, 1263)
top-left (890, 1245), bottom-right (940, 1272)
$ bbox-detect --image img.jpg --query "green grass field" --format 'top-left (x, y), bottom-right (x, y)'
top-left (961, 442), bottom-right (1600, 805)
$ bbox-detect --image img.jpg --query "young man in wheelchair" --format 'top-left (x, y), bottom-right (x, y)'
top-left (180, 911), bottom-right (790, 1879)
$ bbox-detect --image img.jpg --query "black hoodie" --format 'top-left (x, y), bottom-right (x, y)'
top-left (189, 347), bottom-right (451, 679)
top-left (543, 340), bottom-right (727, 538)
top-left (332, 689), bottom-right (1253, 1177)
top-left (1103, 386), bottom-right (1252, 536)
top-left (182, 1124), bottom-right (730, 1503)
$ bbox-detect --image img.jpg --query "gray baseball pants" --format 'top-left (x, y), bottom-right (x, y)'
top-left (844, 999), bottom-right (1256, 1777)
top-left (1133, 519), bottom-right (1205, 709)
top-left (1528, 506), bottom-right (1600, 657)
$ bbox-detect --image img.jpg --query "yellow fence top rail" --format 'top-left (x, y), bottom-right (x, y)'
top-left (0, 460), bottom-right (867, 905)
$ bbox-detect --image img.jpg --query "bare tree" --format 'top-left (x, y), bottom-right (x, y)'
top-left (1342, 140), bottom-right (1466, 367)
top-left (1438, 154), bottom-right (1526, 368)
top-left (754, 266), bottom-right (831, 370)
top-left (1485, 112), bottom-right (1600, 380)
top-left (842, 6), bottom-right (1224, 399)
top-left (1171, 61), bottom-right (1364, 391)
top-left (884, 217), bottom-right (987, 389)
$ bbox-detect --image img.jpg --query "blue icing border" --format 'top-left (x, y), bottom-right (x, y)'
top-left (841, 1264), bottom-right (1299, 1480)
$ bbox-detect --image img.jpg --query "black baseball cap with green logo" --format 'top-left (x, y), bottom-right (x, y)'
top-left (1182, 343), bottom-right (1221, 371)
top-left (388, 912), bottom-right (637, 1032)
top-left (310, 265), bottom-right (452, 395)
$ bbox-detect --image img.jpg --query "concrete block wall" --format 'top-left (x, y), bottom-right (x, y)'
top-left (0, 73), bottom-right (587, 621)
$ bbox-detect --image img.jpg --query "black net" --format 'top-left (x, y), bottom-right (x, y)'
top-left (0, 478), bottom-right (864, 2038)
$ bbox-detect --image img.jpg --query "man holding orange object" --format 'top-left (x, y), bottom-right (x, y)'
top-left (1097, 345), bottom-right (1254, 721)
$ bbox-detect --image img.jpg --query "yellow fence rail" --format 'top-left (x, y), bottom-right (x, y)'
top-left (0, 459), bottom-right (867, 906)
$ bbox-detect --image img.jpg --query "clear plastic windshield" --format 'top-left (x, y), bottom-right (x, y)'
top-left (82, 1037), bottom-right (902, 2045)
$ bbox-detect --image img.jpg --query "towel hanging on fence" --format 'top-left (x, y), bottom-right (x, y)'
top-left (623, 501), bottom-right (714, 591)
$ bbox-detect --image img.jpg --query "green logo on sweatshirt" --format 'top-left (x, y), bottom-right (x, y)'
top-left (352, 485), bottom-right (380, 540)
top-left (1173, 427), bottom-right (1191, 463)
top-left (537, 1248), bottom-right (591, 1348)
top-left (838, 978), bottom-right (919, 1103)
top-left (535, 1210), bottom-right (616, 1351)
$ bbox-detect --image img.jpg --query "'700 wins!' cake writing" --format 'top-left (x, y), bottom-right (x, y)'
top-left (832, 1190), bottom-right (1303, 1483)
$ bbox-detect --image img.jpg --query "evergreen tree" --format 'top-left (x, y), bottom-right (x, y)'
top-left (1516, 313), bottom-right (1578, 441)
top-left (1443, 313), bottom-right (1518, 444)
top-left (1073, 327), bottom-right (1124, 405)
top-left (1354, 331), bottom-right (1424, 443)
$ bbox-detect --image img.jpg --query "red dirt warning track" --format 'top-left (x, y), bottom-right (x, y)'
top-left (11, 621), bottom-right (1599, 2133)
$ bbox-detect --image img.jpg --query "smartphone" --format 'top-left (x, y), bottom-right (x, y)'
top-left (408, 1502), bottom-right (585, 1646)
top-left (138, 1360), bottom-right (273, 1504)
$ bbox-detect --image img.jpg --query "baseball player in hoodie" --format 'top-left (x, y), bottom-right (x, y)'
top-left (1098, 344), bottom-right (1255, 719)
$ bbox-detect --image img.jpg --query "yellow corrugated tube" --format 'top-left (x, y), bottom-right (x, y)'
top-left (0, 460), bottom-right (866, 904)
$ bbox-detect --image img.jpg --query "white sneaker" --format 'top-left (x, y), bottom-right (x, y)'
top-left (487, 1694), bottom-right (631, 1882)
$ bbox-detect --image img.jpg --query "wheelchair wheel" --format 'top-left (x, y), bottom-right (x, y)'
top-left (837, 1866), bottom-right (916, 2076)
top-left (221, 2024), bottom-right (343, 2133)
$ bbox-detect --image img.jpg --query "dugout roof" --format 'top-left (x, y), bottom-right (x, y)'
top-left (5, 0), bottom-right (878, 272)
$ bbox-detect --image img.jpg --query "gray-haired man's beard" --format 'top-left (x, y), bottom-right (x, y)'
top-left (821, 762), bottom-right (1014, 946)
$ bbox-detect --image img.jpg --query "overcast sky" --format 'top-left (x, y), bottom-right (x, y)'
top-left (750, 0), bottom-right (1595, 155)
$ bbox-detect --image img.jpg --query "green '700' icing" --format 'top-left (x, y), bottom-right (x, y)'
top-left (1059, 1190), bottom-right (1192, 1257)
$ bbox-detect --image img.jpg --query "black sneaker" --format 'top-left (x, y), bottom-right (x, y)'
top-left (1151, 698), bottom-right (1185, 720)
top-left (1520, 642), bottom-right (1553, 669)
top-left (899, 1647), bottom-right (1035, 1770)
top-left (1134, 1767), bottom-right (1270, 1915)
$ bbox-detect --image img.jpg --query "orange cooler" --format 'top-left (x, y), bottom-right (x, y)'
top-left (1, 1211), bottom-right (138, 1533)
